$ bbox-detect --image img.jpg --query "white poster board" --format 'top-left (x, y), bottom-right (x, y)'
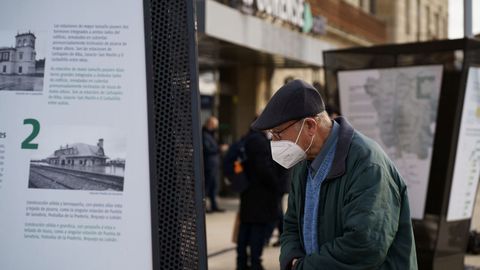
top-left (338, 65), bottom-right (443, 220)
top-left (0, 0), bottom-right (152, 269)
top-left (447, 67), bottom-right (480, 222)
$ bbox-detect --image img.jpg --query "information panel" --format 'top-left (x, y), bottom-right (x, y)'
top-left (0, 1), bottom-right (152, 269)
top-left (338, 65), bottom-right (443, 220)
top-left (447, 67), bottom-right (480, 222)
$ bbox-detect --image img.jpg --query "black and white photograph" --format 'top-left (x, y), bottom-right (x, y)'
top-left (0, 30), bottom-right (45, 91)
top-left (28, 126), bottom-right (126, 191)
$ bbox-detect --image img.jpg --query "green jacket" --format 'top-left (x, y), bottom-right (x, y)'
top-left (280, 117), bottom-right (418, 270)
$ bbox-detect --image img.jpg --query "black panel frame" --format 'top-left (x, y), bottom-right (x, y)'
top-left (143, 0), bottom-right (160, 269)
top-left (323, 38), bottom-right (480, 270)
top-left (144, 0), bottom-right (207, 269)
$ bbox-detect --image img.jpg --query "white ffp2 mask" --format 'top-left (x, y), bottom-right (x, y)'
top-left (270, 119), bottom-right (314, 169)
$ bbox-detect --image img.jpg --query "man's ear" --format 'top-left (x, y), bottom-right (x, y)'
top-left (305, 118), bottom-right (317, 135)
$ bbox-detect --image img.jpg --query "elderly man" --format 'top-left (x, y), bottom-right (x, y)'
top-left (251, 80), bottom-right (417, 270)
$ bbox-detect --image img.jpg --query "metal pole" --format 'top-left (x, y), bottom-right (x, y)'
top-left (464, 0), bottom-right (473, 37)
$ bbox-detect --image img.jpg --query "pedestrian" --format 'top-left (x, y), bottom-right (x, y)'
top-left (202, 116), bottom-right (225, 213)
top-left (264, 167), bottom-right (289, 247)
top-left (251, 80), bottom-right (418, 270)
top-left (236, 125), bottom-right (286, 270)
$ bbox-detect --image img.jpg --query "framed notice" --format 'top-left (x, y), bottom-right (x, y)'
top-left (0, 0), bottom-right (153, 269)
top-left (338, 65), bottom-right (443, 220)
top-left (447, 67), bottom-right (480, 222)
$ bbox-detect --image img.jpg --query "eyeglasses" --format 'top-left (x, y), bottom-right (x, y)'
top-left (268, 120), bottom-right (300, 140)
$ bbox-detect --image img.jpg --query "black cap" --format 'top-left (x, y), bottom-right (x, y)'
top-left (251, 79), bottom-right (325, 130)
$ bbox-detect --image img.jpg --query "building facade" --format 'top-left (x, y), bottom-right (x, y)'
top-left (0, 32), bottom-right (39, 75)
top-left (197, 0), bottom-right (387, 141)
top-left (333, 0), bottom-right (449, 43)
top-left (47, 139), bottom-right (108, 167)
top-left (196, 0), bottom-right (449, 142)
top-left (375, 0), bottom-right (449, 43)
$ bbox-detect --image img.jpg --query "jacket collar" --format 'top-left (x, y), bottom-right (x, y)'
top-left (325, 116), bottom-right (354, 180)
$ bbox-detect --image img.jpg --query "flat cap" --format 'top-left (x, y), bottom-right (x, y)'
top-left (251, 79), bottom-right (325, 130)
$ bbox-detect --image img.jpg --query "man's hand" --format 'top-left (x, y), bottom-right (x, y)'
top-left (291, 258), bottom-right (302, 270)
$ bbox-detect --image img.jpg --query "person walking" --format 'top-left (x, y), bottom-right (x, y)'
top-left (236, 127), bottom-right (286, 270)
top-left (251, 80), bottom-right (418, 270)
top-left (264, 167), bottom-right (289, 247)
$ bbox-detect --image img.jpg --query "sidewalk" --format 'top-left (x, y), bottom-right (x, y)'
top-left (206, 198), bottom-right (480, 270)
top-left (206, 197), bottom-right (281, 270)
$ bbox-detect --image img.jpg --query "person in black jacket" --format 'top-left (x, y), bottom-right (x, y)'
top-left (236, 128), bottom-right (287, 270)
top-left (202, 116), bottom-right (225, 213)
top-left (264, 167), bottom-right (290, 247)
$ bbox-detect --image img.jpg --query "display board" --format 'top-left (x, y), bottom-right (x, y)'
top-left (0, 0), bottom-right (152, 269)
top-left (338, 65), bottom-right (443, 220)
top-left (447, 67), bottom-right (480, 222)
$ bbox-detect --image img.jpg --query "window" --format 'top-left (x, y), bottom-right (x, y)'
top-left (435, 12), bottom-right (440, 38)
top-left (426, 6), bottom-right (430, 38)
top-left (369, 0), bottom-right (376, 14)
top-left (405, 0), bottom-right (411, 34)
top-left (19, 52), bottom-right (23, 60)
top-left (416, 0), bottom-right (421, 40)
top-left (1, 52), bottom-right (6, 61)
top-left (18, 66), bottom-right (22, 73)
top-left (31, 52), bottom-right (34, 61)
top-left (2, 66), bottom-right (6, 73)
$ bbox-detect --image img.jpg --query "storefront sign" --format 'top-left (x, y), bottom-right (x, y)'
top-left (241, 0), bottom-right (326, 35)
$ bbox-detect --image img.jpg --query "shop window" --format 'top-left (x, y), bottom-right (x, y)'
top-left (369, 0), bottom-right (376, 14)
top-left (405, 0), bottom-right (411, 34)
top-left (426, 6), bottom-right (430, 38)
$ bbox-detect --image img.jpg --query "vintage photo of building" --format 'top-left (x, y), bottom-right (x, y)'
top-left (0, 31), bottom-right (45, 91)
top-left (29, 138), bottom-right (126, 192)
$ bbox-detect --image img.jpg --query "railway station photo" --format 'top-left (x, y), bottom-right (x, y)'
top-left (28, 133), bottom-right (126, 192)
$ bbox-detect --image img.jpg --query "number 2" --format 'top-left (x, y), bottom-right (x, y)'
top-left (21, 119), bottom-right (40, 150)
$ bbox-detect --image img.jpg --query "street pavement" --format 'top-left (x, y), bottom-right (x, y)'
top-left (206, 197), bottom-right (281, 270)
top-left (207, 197), bottom-right (480, 270)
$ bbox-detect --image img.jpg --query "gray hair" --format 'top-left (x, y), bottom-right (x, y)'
top-left (293, 111), bottom-right (331, 131)
top-left (316, 111), bottom-right (332, 129)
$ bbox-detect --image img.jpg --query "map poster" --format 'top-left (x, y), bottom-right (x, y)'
top-left (338, 65), bottom-right (443, 220)
top-left (0, 0), bottom-right (152, 269)
top-left (447, 67), bottom-right (480, 222)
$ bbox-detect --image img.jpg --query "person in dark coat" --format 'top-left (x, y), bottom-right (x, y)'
top-left (236, 128), bottom-right (285, 270)
top-left (264, 167), bottom-right (290, 247)
top-left (202, 116), bottom-right (224, 213)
